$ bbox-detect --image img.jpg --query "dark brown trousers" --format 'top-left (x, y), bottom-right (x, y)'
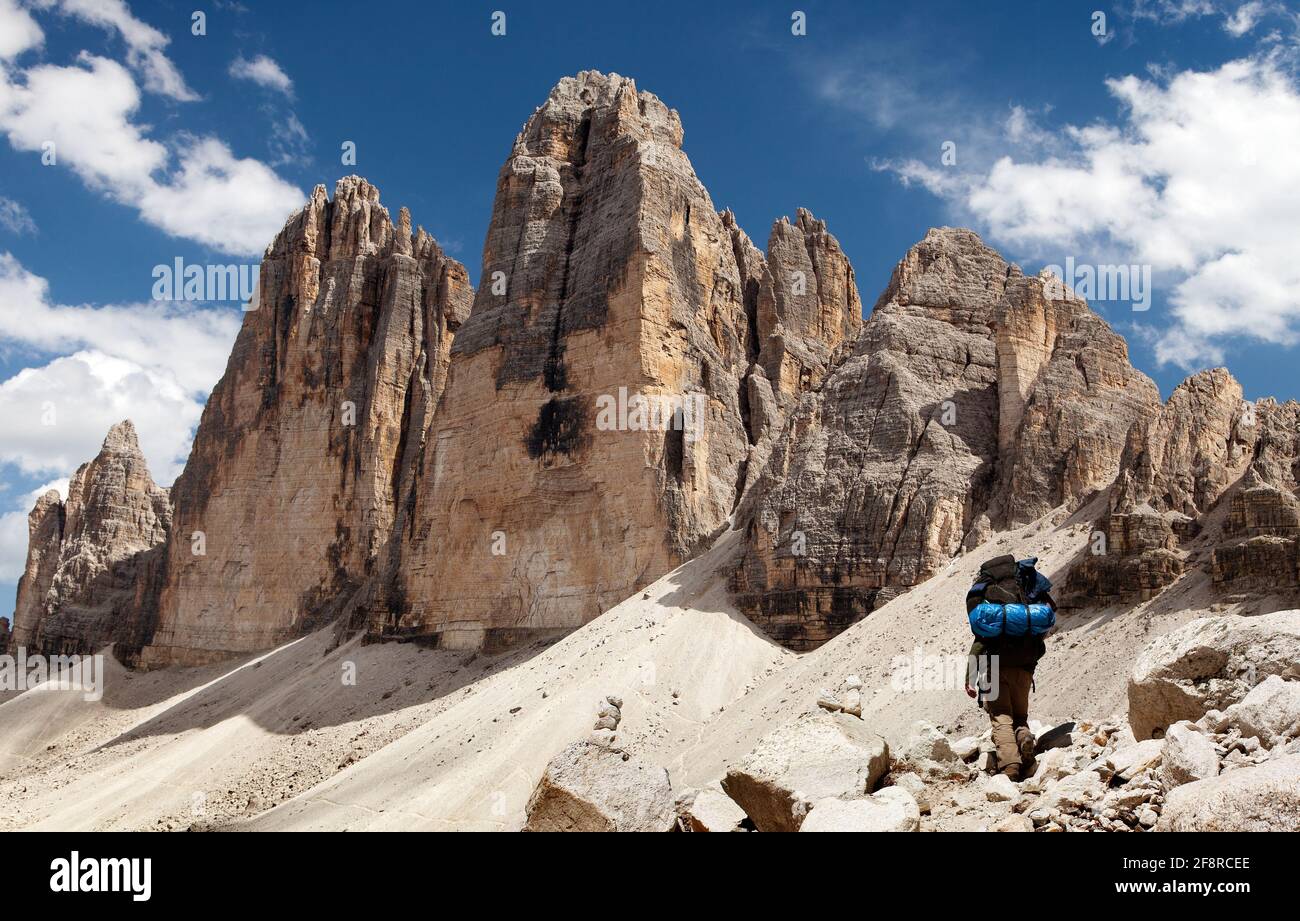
top-left (983, 665), bottom-right (1035, 779)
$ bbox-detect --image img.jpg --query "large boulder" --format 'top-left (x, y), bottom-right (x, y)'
top-left (1026, 746), bottom-right (1092, 788)
top-left (1033, 721), bottom-right (1077, 753)
top-left (674, 787), bottom-right (749, 833)
top-left (1222, 675), bottom-right (1300, 750)
top-left (1102, 739), bottom-right (1164, 783)
top-left (1158, 722), bottom-right (1220, 790)
top-left (1128, 611), bottom-right (1300, 739)
top-left (993, 813), bottom-right (1034, 832)
top-left (721, 711), bottom-right (890, 832)
top-left (1157, 755), bottom-right (1300, 831)
top-left (903, 721), bottom-right (959, 764)
top-left (798, 788), bottom-right (920, 832)
top-left (524, 741), bottom-right (676, 832)
top-left (1038, 770), bottom-right (1106, 815)
top-left (889, 772), bottom-right (931, 814)
top-left (984, 773), bottom-right (1021, 804)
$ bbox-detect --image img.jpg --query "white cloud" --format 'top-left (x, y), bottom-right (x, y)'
top-left (0, 477), bottom-right (67, 582)
top-left (0, 54), bottom-right (304, 256)
top-left (0, 507), bottom-right (27, 581)
top-left (0, 196), bottom-right (36, 234)
top-left (137, 136), bottom-right (307, 254)
top-left (1125, 0), bottom-right (1288, 37)
top-left (870, 157), bottom-right (961, 198)
top-left (817, 67), bottom-right (926, 131)
top-left (269, 111), bottom-right (311, 168)
top-left (0, 0), bottom-right (43, 61)
top-left (1127, 0), bottom-right (1222, 24)
top-left (26, 478), bottom-right (67, 502)
top-left (226, 56), bottom-right (311, 170)
top-left (1223, 1), bottom-right (1268, 36)
top-left (1004, 105), bottom-right (1056, 148)
top-left (0, 253), bottom-right (240, 480)
top-left (229, 54), bottom-right (293, 97)
top-left (32, 0), bottom-right (197, 101)
top-left (877, 57), bottom-right (1300, 370)
top-left (0, 349), bottom-right (204, 481)
top-left (0, 54), bottom-right (167, 189)
top-left (0, 253), bottom-right (239, 394)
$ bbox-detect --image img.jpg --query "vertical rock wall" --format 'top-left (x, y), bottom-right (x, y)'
top-left (136, 178), bottom-right (472, 666)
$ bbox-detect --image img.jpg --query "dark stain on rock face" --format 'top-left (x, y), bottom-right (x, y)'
top-left (664, 421), bottom-right (684, 482)
top-left (542, 333), bottom-right (568, 392)
top-left (526, 396), bottom-right (587, 460)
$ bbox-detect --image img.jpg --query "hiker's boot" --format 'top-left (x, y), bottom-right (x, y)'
top-left (1016, 728), bottom-right (1037, 778)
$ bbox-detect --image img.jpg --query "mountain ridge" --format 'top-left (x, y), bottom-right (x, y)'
top-left (7, 70), bottom-right (1299, 670)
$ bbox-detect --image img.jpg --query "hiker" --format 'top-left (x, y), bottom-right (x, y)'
top-left (962, 555), bottom-right (1057, 781)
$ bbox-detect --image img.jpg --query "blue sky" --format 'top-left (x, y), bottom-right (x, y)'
top-left (2, 0), bottom-right (1299, 620)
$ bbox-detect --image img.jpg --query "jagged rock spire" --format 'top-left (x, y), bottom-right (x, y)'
top-left (136, 179), bottom-right (471, 666)
top-left (376, 70), bottom-right (757, 649)
top-left (11, 419), bottom-right (169, 656)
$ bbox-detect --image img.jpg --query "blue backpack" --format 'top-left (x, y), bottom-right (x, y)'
top-left (966, 555), bottom-right (1056, 638)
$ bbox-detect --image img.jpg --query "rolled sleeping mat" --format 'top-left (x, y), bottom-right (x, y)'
top-left (968, 602), bottom-right (1055, 638)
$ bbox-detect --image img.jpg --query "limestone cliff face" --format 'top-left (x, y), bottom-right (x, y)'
top-left (136, 178), bottom-right (472, 666)
top-left (754, 208), bottom-right (863, 413)
top-left (1211, 398), bottom-right (1300, 591)
top-left (724, 208), bottom-right (865, 495)
top-left (1060, 368), bottom-right (1300, 605)
top-left (373, 71), bottom-right (758, 649)
top-left (731, 228), bottom-right (1161, 649)
top-left (10, 491), bottom-right (66, 652)
top-left (1114, 368), bottom-right (1248, 520)
top-left (10, 422), bottom-right (169, 656)
top-left (994, 271), bottom-right (1163, 525)
top-left (1062, 369), bottom-right (1251, 604)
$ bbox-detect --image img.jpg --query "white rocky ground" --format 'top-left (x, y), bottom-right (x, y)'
top-left (0, 507), bottom-right (1295, 831)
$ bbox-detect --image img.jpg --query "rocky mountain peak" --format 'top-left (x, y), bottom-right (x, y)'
top-left (271, 175), bottom-right (402, 263)
top-left (100, 418), bottom-right (142, 454)
top-left (1062, 364), bottom-right (1300, 606)
top-left (792, 207), bottom-right (824, 234)
top-left (733, 224), bottom-right (1161, 649)
top-left (1113, 366), bottom-right (1246, 516)
top-left (529, 70), bottom-right (684, 154)
top-left (872, 226), bottom-right (1014, 329)
top-left (374, 70), bottom-right (756, 650)
top-left (30, 488), bottom-right (62, 514)
top-left (62, 418), bottom-right (169, 548)
top-left (133, 177), bottom-right (471, 666)
top-left (10, 416), bottom-right (169, 656)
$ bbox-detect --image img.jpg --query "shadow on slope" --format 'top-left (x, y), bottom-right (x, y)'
top-left (235, 529), bottom-right (791, 830)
